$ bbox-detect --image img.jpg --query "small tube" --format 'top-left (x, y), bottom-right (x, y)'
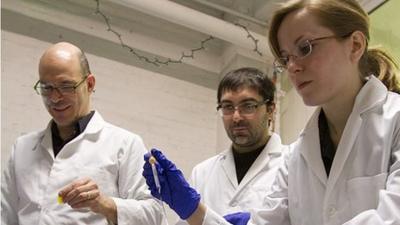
top-left (149, 156), bottom-right (161, 190)
top-left (149, 155), bottom-right (169, 225)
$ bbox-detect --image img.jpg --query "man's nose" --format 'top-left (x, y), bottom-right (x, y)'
top-left (46, 88), bottom-right (63, 103)
top-left (231, 107), bottom-right (243, 122)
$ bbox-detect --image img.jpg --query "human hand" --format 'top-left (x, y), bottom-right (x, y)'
top-left (143, 148), bottom-right (200, 219)
top-left (58, 177), bottom-right (117, 223)
top-left (223, 212), bottom-right (251, 225)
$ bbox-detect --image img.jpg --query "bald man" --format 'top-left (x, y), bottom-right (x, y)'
top-left (1, 42), bottom-right (163, 225)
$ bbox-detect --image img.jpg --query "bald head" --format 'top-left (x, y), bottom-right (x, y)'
top-left (37, 42), bottom-right (95, 130)
top-left (39, 42), bottom-right (91, 77)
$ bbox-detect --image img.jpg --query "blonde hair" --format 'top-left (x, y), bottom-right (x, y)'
top-left (268, 0), bottom-right (400, 94)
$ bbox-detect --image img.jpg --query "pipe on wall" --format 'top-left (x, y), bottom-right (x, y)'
top-left (111, 0), bottom-right (271, 57)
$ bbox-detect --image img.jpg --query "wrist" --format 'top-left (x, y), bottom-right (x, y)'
top-left (186, 203), bottom-right (206, 225)
top-left (98, 196), bottom-right (118, 224)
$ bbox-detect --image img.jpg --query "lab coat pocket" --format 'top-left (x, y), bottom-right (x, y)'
top-left (78, 166), bottom-right (118, 196)
top-left (347, 172), bottom-right (387, 214)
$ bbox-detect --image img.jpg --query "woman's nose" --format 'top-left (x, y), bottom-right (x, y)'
top-left (287, 57), bottom-right (303, 74)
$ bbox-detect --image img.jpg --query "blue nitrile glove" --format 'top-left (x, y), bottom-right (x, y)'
top-left (143, 148), bottom-right (201, 220)
top-left (223, 212), bottom-right (251, 225)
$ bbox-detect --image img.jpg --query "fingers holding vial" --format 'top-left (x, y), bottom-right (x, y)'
top-left (58, 177), bottom-right (100, 208)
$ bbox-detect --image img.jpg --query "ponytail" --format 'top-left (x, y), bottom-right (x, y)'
top-left (360, 47), bottom-right (400, 94)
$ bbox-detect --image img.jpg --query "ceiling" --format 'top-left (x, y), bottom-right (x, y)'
top-left (2, 0), bottom-right (379, 89)
top-left (168, 0), bottom-right (378, 33)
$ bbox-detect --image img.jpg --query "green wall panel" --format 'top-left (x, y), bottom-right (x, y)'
top-left (370, 0), bottom-right (400, 64)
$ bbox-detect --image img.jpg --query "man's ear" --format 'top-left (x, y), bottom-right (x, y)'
top-left (266, 103), bottom-right (276, 114)
top-left (86, 74), bottom-right (96, 93)
top-left (348, 31), bottom-right (367, 63)
top-left (266, 103), bottom-right (276, 129)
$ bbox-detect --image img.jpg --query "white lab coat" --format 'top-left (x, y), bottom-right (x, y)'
top-left (203, 76), bottom-right (400, 225)
top-left (177, 133), bottom-right (285, 225)
top-left (1, 111), bottom-right (163, 225)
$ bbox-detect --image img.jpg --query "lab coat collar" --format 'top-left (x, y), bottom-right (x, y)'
top-left (298, 76), bottom-right (388, 188)
top-left (353, 75), bottom-right (387, 115)
top-left (300, 75), bottom-right (387, 134)
top-left (264, 133), bottom-right (284, 155)
top-left (221, 133), bottom-right (283, 195)
top-left (82, 111), bottom-right (106, 135)
top-left (39, 110), bottom-right (104, 159)
top-left (237, 133), bottom-right (283, 190)
top-left (220, 148), bottom-right (238, 189)
top-left (326, 76), bottom-right (387, 194)
top-left (41, 123), bottom-right (55, 159)
top-left (298, 109), bottom-right (328, 186)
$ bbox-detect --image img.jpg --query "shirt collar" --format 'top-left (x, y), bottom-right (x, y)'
top-left (51, 110), bottom-right (95, 141)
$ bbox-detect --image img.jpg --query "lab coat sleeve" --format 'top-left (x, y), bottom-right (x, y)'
top-left (202, 207), bottom-right (232, 225)
top-left (112, 134), bottom-right (164, 225)
top-left (343, 126), bottom-right (400, 225)
top-left (247, 146), bottom-right (291, 225)
top-left (178, 162), bottom-right (229, 225)
top-left (202, 148), bottom-right (291, 225)
top-left (1, 143), bottom-right (19, 225)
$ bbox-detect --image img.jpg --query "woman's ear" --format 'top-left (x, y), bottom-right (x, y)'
top-left (87, 74), bottom-right (96, 93)
top-left (349, 31), bottom-right (367, 63)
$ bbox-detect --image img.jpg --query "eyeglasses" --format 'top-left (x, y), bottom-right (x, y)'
top-left (216, 99), bottom-right (269, 116)
top-left (33, 76), bottom-right (88, 96)
top-left (273, 33), bottom-right (351, 74)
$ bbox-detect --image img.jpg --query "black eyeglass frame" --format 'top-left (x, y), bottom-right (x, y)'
top-left (216, 99), bottom-right (271, 116)
top-left (33, 75), bottom-right (88, 96)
